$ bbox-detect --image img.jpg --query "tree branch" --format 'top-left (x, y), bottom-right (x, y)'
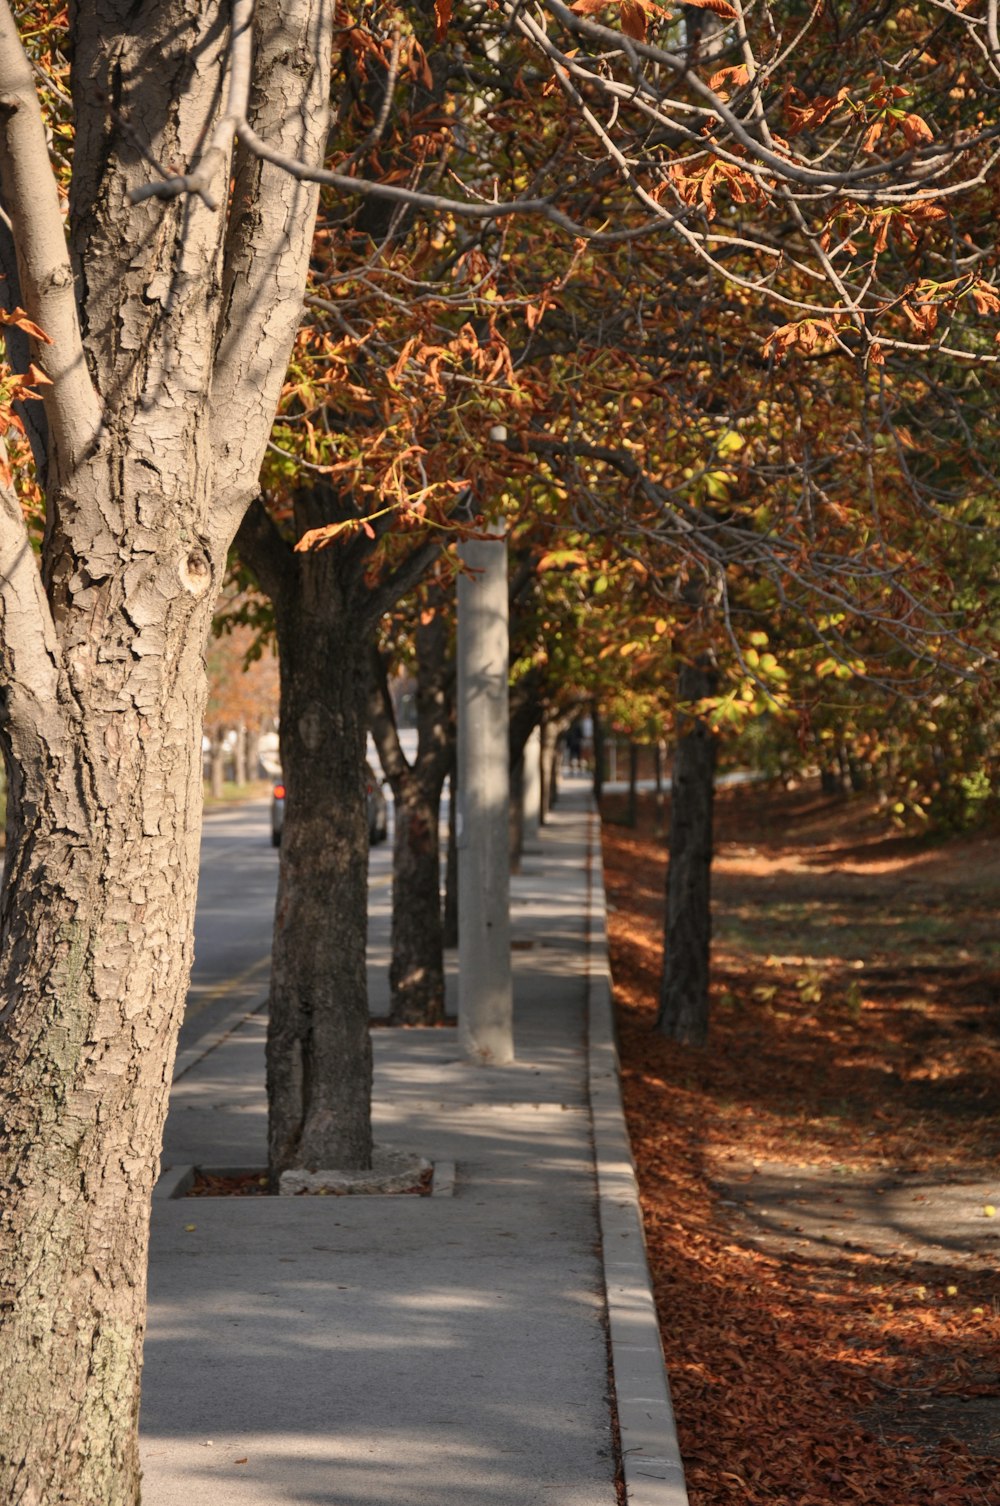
top-left (360, 534), bottom-right (444, 634)
top-left (234, 496), bottom-right (296, 604)
top-left (0, 208), bottom-right (48, 479)
top-left (0, 440), bottom-right (63, 765)
top-left (367, 644), bottom-right (409, 789)
top-left (0, 3), bottom-right (101, 475)
top-left (209, 0), bottom-right (333, 532)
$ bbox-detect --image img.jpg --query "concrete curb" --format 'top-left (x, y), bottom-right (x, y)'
top-left (172, 997), bottom-right (267, 1084)
top-left (154, 1159), bottom-right (457, 1201)
top-left (585, 807), bottom-right (690, 1506)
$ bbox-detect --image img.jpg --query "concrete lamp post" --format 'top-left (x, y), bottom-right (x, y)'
top-left (456, 507), bottom-right (514, 1065)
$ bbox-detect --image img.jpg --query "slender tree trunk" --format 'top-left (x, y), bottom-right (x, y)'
top-left (234, 723), bottom-right (249, 787)
top-left (210, 732), bottom-right (226, 799)
top-left (627, 739), bottom-right (640, 827)
top-left (542, 718), bottom-right (561, 812)
top-left (368, 606), bottom-right (452, 1023)
top-left (658, 658), bottom-right (718, 1047)
top-left (389, 783), bottom-right (446, 1023)
top-left (443, 767), bottom-right (459, 948)
top-left (592, 704), bottom-right (605, 804)
top-left (509, 752), bottom-right (525, 871)
top-left (246, 725), bottom-right (262, 783)
top-left (268, 576), bottom-right (373, 1176)
top-left (653, 738), bottom-right (666, 836)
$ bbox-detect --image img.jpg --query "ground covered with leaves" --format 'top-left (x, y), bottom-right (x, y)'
top-left (601, 782), bottom-right (1000, 1506)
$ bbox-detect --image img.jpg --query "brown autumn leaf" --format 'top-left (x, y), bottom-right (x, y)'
top-left (603, 783), bottom-right (1000, 1506)
top-left (0, 307), bottom-right (53, 344)
top-left (900, 112), bottom-right (933, 148)
top-left (708, 63), bottom-right (749, 98)
top-left (684, 0), bottom-right (738, 17)
top-left (433, 0), bottom-right (452, 41)
top-left (619, 0), bottom-right (648, 39)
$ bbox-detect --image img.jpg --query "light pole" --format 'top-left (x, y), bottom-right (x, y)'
top-left (456, 515), bottom-right (513, 1065)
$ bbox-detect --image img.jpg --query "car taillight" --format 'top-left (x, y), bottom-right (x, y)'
top-left (273, 783), bottom-right (286, 800)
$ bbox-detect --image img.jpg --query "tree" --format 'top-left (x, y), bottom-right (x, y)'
top-left (369, 582), bottom-right (455, 1026)
top-left (236, 491), bottom-right (440, 1174)
top-left (657, 654), bottom-right (718, 1046)
top-left (0, 5), bottom-right (332, 1499)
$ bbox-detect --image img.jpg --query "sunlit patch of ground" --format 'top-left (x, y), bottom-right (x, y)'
top-left (602, 782), bottom-right (1000, 1506)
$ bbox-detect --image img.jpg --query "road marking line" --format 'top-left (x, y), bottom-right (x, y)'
top-left (187, 954), bottom-right (271, 1014)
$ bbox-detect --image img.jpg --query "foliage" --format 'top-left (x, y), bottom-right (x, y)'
top-left (605, 784), bottom-right (1000, 1506)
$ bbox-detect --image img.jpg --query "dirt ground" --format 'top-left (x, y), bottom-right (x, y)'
top-left (601, 782), bottom-right (1000, 1506)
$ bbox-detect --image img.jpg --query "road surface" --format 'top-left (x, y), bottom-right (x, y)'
top-left (180, 797), bottom-right (395, 1055)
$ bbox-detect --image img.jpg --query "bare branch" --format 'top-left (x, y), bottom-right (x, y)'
top-left (0, 1), bottom-right (101, 474)
top-left (210, 0), bottom-right (334, 530)
top-left (0, 210), bottom-right (48, 478)
top-left (0, 438), bottom-right (63, 759)
top-left (234, 495), bottom-right (296, 605)
top-left (130, 0), bottom-right (255, 210)
top-left (361, 533), bottom-right (444, 633)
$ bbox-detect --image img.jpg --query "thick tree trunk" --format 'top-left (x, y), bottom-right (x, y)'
top-left (658, 659), bottom-right (718, 1047)
top-left (0, 569), bottom-right (214, 1504)
top-left (268, 577), bottom-right (373, 1176)
top-left (0, 2), bottom-right (330, 1495)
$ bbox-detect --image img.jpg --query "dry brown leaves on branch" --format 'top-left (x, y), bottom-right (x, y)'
top-left (602, 783), bottom-right (1000, 1506)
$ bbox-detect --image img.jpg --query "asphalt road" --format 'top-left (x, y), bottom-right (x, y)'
top-left (179, 796), bottom-right (396, 1055)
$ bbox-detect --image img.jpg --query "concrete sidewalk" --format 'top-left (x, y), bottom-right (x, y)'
top-left (141, 786), bottom-right (687, 1506)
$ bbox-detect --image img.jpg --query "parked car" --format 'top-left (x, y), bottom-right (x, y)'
top-left (271, 761), bottom-right (388, 848)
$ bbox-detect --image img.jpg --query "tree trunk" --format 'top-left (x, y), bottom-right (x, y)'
top-left (268, 568), bottom-right (373, 1176)
top-left (592, 704), bottom-right (605, 803)
top-left (653, 738), bottom-right (667, 836)
top-left (0, 2), bottom-right (331, 1493)
top-left (658, 658), bottom-right (718, 1047)
top-left (389, 783), bottom-right (446, 1023)
top-left (246, 725), bottom-right (262, 782)
top-left (0, 566), bottom-right (215, 1503)
top-left (368, 603), bottom-right (453, 1024)
top-left (627, 739), bottom-right (640, 827)
top-left (509, 751), bottom-right (525, 872)
top-left (210, 732), bottom-right (226, 799)
top-left (444, 768), bottom-right (459, 948)
top-left (234, 723), bottom-right (249, 787)
top-left (541, 717), bottom-right (560, 813)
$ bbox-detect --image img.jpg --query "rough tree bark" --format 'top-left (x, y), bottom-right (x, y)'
top-left (368, 601), bottom-right (453, 1025)
top-left (0, 4), bottom-right (331, 1500)
top-left (658, 657), bottom-right (718, 1047)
